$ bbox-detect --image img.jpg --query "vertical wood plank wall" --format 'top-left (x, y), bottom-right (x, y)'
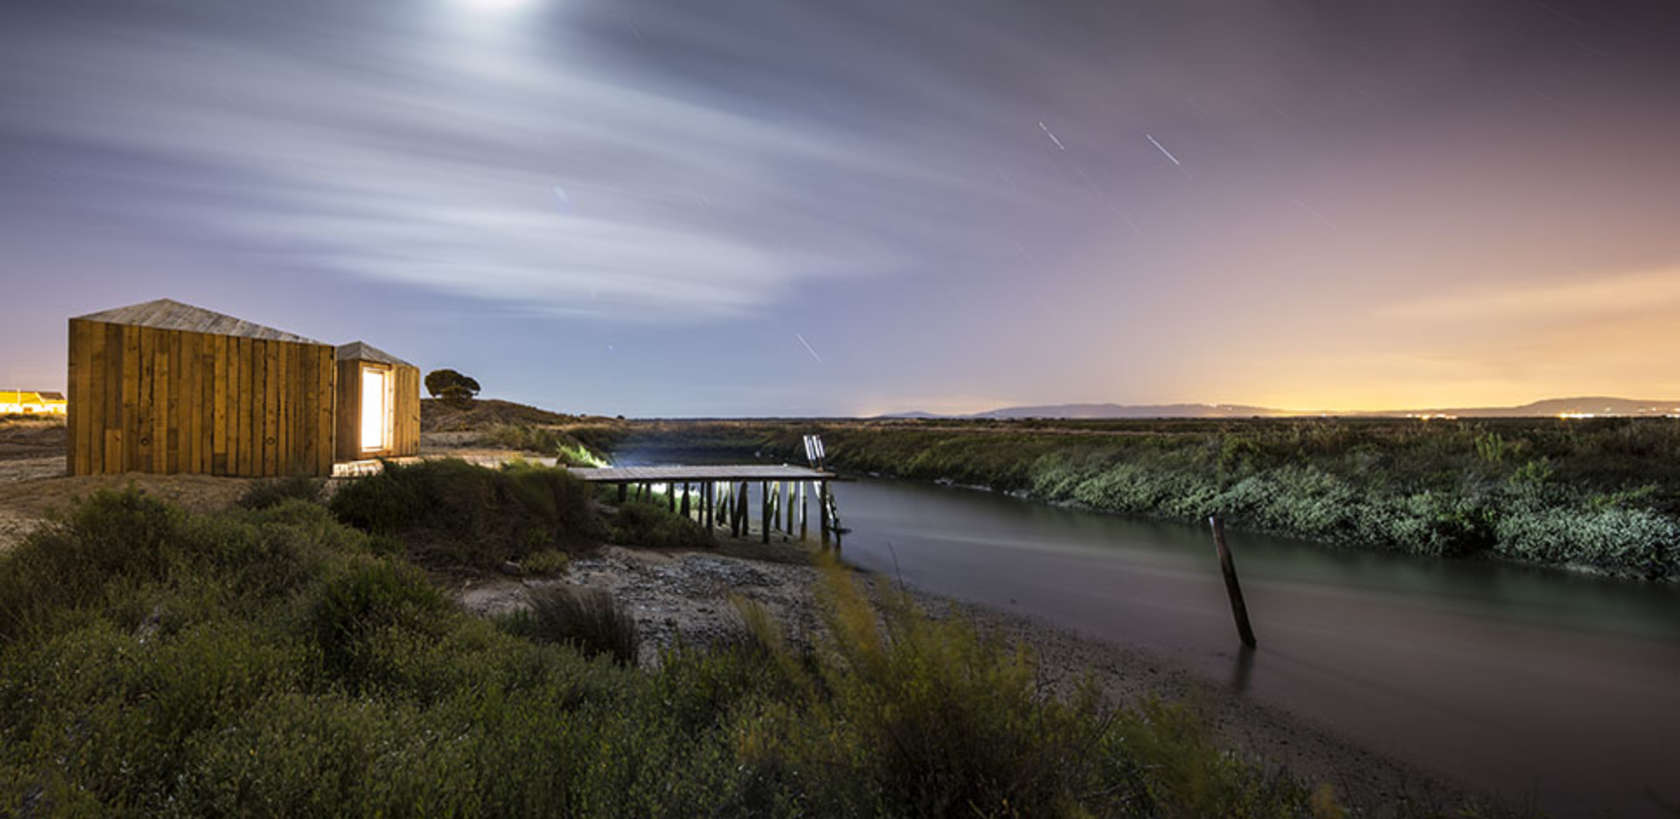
top-left (66, 319), bottom-right (336, 476)
top-left (334, 359), bottom-right (421, 462)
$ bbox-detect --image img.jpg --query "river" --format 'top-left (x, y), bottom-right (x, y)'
top-left (608, 448), bottom-right (1680, 817)
top-left (820, 477), bottom-right (1680, 818)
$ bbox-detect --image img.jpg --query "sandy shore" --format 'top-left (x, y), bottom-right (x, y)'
top-left (458, 540), bottom-right (1492, 816)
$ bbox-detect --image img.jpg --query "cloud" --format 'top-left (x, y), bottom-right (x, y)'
top-left (0, 3), bottom-right (993, 321)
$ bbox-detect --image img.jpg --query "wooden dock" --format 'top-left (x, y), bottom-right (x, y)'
top-left (567, 464), bottom-right (844, 547)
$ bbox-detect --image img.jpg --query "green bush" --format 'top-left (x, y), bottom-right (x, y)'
top-left (305, 558), bottom-right (449, 685)
top-left (523, 548), bottom-right (571, 575)
top-left (611, 500), bottom-right (712, 550)
top-left (329, 459), bottom-right (602, 567)
top-left (238, 475), bottom-right (324, 510)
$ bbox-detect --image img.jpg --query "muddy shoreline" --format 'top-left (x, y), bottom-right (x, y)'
top-left (459, 540), bottom-right (1497, 816)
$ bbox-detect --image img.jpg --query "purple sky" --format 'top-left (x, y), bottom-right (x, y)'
top-left (3, 0), bottom-right (1677, 416)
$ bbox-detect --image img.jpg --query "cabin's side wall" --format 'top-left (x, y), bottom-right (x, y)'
top-left (335, 359), bottom-right (422, 461)
top-left (393, 364), bottom-right (421, 457)
top-left (67, 318), bottom-right (335, 477)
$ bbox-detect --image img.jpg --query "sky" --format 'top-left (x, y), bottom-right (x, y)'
top-left (2, 0), bottom-right (1678, 416)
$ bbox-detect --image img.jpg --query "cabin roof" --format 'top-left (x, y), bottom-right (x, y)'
top-left (335, 341), bottom-right (414, 368)
top-left (73, 298), bottom-right (326, 344)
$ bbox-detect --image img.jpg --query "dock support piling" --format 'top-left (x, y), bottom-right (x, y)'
top-left (819, 481), bottom-right (830, 548)
top-left (617, 483), bottom-right (626, 503)
top-left (800, 481), bottom-right (808, 541)
top-left (1209, 516), bottom-right (1258, 649)
top-left (738, 481), bottom-right (750, 537)
top-left (761, 481), bottom-right (771, 544)
top-left (681, 483), bottom-right (690, 518)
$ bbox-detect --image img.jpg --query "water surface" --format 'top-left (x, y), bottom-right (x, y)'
top-left (821, 478), bottom-right (1680, 817)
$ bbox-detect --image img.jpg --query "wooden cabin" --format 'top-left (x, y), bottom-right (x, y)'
top-left (334, 341), bottom-right (421, 462)
top-left (66, 299), bottom-right (338, 477)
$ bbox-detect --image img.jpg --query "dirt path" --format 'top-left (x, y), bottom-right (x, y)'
top-left (457, 543), bottom-right (1490, 816)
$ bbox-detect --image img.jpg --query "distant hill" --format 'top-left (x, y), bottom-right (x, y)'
top-left (881, 396), bottom-right (1680, 420)
top-left (975, 403), bottom-right (1286, 419)
top-left (1367, 397), bottom-right (1680, 418)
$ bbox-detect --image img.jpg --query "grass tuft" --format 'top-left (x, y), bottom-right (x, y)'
top-left (500, 584), bottom-right (640, 666)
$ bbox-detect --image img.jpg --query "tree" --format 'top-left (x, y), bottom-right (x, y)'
top-left (439, 384), bottom-right (475, 408)
top-left (425, 369), bottom-right (481, 399)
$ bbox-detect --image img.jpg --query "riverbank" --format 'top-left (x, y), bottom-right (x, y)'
top-left (582, 417), bottom-right (1680, 581)
top-left (460, 541), bottom-right (1496, 815)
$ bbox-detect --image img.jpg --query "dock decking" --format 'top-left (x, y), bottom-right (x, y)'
top-left (565, 465), bottom-right (832, 483)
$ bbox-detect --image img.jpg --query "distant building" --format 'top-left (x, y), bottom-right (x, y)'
top-left (1, 390), bottom-right (67, 415)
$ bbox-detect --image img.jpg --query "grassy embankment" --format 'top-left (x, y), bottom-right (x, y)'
top-left (0, 459), bottom-right (1362, 816)
top-left (599, 417), bottom-right (1680, 580)
top-left (419, 398), bottom-right (623, 466)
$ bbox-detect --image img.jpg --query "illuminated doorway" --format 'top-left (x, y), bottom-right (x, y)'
top-left (360, 366), bottom-right (391, 453)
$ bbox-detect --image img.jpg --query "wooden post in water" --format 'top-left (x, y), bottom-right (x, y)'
top-left (1208, 516), bottom-right (1257, 649)
top-left (761, 481), bottom-right (771, 544)
top-left (799, 481), bottom-right (808, 541)
top-left (704, 482), bottom-right (713, 529)
top-left (819, 481), bottom-right (830, 547)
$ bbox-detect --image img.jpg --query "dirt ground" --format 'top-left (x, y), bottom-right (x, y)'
top-left (458, 543), bottom-right (1488, 816)
top-left (0, 417), bottom-right (66, 462)
top-left (0, 469), bottom-right (259, 552)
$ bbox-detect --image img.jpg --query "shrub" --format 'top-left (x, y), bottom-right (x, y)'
top-left (611, 501), bottom-right (712, 550)
top-left (729, 559), bottom-right (1116, 816)
top-left (305, 558), bottom-right (449, 684)
top-left (237, 475), bottom-right (324, 510)
top-left (501, 584), bottom-right (640, 666)
top-left (329, 459), bottom-right (602, 567)
top-left (481, 424), bottom-right (607, 466)
top-left (0, 488), bottom-right (182, 642)
top-left (523, 549), bottom-right (570, 575)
